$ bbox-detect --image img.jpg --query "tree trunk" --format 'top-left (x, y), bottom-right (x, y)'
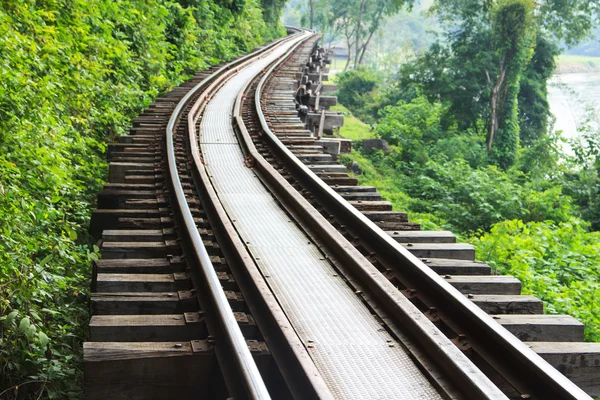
top-left (344, 45), bottom-right (352, 71)
top-left (343, 23), bottom-right (354, 72)
top-left (357, 7), bottom-right (384, 65)
top-left (354, 0), bottom-right (367, 68)
top-left (309, 0), bottom-right (315, 30)
top-left (486, 55), bottom-right (507, 150)
top-left (487, 85), bottom-right (498, 150)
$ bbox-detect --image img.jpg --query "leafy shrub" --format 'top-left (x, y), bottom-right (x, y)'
top-left (335, 68), bottom-right (382, 115)
top-left (432, 134), bottom-right (488, 168)
top-left (376, 96), bottom-right (445, 163)
top-left (471, 219), bottom-right (600, 341)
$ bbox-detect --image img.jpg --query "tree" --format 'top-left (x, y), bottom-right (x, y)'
top-left (336, 68), bottom-right (381, 110)
top-left (518, 35), bottom-right (558, 145)
top-left (303, 0), bottom-right (413, 69)
top-left (307, 0), bottom-right (317, 29)
top-left (400, 0), bottom-right (599, 168)
top-left (485, 0), bottom-right (535, 168)
top-left (261, 0), bottom-right (287, 25)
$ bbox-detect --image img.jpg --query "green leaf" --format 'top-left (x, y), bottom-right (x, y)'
top-left (19, 317), bottom-right (31, 333)
top-left (39, 254), bottom-right (52, 267)
top-left (38, 331), bottom-right (50, 347)
top-left (6, 310), bottom-right (18, 324)
top-left (67, 228), bottom-right (77, 241)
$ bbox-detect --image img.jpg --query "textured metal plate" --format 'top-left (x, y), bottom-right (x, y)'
top-left (199, 37), bottom-right (442, 399)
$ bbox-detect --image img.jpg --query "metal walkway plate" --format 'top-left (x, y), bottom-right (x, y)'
top-left (199, 35), bottom-right (442, 399)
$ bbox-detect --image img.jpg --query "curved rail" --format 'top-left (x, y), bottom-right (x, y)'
top-left (165, 30), bottom-right (304, 399)
top-left (253, 38), bottom-right (592, 399)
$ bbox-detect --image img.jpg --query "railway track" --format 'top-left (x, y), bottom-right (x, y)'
top-left (85, 28), bottom-right (600, 399)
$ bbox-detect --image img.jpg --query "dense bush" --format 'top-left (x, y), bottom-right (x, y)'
top-left (341, 150), bottom-right (574, 233)
top-left (335, 68), bottom-right (382, 117)
top-left (376, 96), bottom-right (445, 163)
top-left (471, 219), bottom-right (600, 341)
top-left (0, 0), bottom-right (282, 398)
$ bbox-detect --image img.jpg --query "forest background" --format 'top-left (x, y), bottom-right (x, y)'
top-left (283, 0), bottom-right (600, 348)
top-left (0, 0), bottom-right (287, 398)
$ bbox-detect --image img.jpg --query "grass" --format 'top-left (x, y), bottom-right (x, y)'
top-left (331, 104), bottom-right (376, 141)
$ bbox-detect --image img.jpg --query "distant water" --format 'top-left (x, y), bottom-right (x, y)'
top-left (548, 72), bottom-right (600, 143)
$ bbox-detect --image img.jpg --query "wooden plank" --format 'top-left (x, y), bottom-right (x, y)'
top-left (100, 241), bottom-right (182, 259)
top-left (89, 253), bottom-right (222, 277)
top-left (402, 243), bottom-right (475, 261)
top-left (103, 183), bottom-right (158, 190)
top-left (492, 314), bottom-right (584, 342)
top-left (375, 221), bottom-right (421, 231)
top-left (420, 258), bottom-right (491, 275)
top-left (89, 314), bottom-right (206, 342)
top-left (90, 291), bottom-right (197, 315)
top-left (296, 153), bottom-right (333, 162)
top-left (442, 275), bottom-right (521, 295)
top-left (338, 192), bottom-right (382, 201)
top-left (91, 209), bottom-right (167, 237)
top-left (98, 191), bottom-right (158, 209)
top-left (95, 273), bottom-right (191, 292)
top-left (348, 200), bottom-right (393, 211)
top-left (331, 186), bottom-right (377, 193)
top-left (469, 294), bottom-right (543, 314)
top-left (84, 341), bottom-right (219, 400)
top-left (102, 229), bottom-right (165, 242)
top-left (320, 176), bottom-right (359, 186)
top-left (387, 230), bottom-right (456, 243)
top-left (317, 109), bottom-right (325, 138)
top-left (307, 164), bottom-right (347, 173)
top-left (527, 342), bottom-right (600, 397)
top-left (109, 162), bottom-right (155, 183)
top-left (93, 258), bottom-right (187, 274)
top-left (362, 211), bottom-right (409, 222)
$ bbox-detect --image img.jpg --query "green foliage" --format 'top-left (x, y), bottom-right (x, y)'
top-left (339, 150), bottom-right (447, 230)
top-left (486, 0), bottom-right (535, 169)
top-left (261, 0), bottom-right (288, 26)
top-left (376, 95), bottom-right (444, 163)
top-left (471, 219), bottom-right (600, 341)
top-left (0, 0), bottom-right (282, 398)
top-left (397, 34), bottom-right (492, 133)
top-left (518, 36), bottom-right (559, 145)
top-left (335, 68), bottom-right (382, 116)
top-left (299, 0), bottom-right (414, 69)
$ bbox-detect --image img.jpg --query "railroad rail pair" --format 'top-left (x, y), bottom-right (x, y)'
top-left (86, 28), bottom-right (598, 399)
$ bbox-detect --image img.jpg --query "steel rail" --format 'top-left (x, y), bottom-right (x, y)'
top-left (254, 40), bottom-right (592, 399)
top-left (165, 30), bottom-right (303, 400)
top-left (190, 30), bottom-right (336, 399)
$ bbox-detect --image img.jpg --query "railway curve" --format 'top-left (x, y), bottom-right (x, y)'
top-left (85, 28), bottom-right (600, 399)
